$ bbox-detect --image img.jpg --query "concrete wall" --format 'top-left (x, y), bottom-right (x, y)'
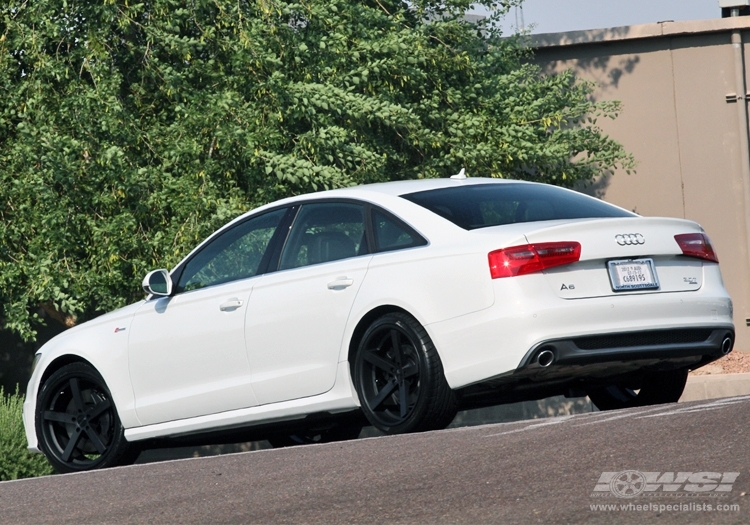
top-left (534, 18), bottom-right (750, 351)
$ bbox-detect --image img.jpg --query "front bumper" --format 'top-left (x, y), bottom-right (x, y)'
top-left (23, 398), bottom-right (40, 453)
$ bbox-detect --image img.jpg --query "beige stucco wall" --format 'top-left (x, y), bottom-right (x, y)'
top-left (534, 18), bottom-right (750, 351)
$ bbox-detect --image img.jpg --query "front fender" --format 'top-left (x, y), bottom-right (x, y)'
top-left (24, 301), bottom-right (145, 451)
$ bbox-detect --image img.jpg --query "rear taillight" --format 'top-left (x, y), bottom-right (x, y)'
top-left (674, 233), bottom-right (718, 263)
top-left (489, 242), bottom-right (581, 279)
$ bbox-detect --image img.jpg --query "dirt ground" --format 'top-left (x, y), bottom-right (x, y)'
top-left (691, 350), bottom-right (750, 375)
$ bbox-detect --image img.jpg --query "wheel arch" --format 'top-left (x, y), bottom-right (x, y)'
top-left (39, 354), bottom-right (97, 391)
top-left (347, 305), bottom-right (417, 374)
top-left (33, 349), bottom-right (141, 429)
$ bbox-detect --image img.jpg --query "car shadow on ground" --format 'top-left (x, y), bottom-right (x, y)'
top-left (135, 395), bottom-right (596, 464)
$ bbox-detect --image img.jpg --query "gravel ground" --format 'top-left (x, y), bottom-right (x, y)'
top-left (691, 350), bottom-right (750, 375)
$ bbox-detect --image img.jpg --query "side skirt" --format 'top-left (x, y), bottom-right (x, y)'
top-left (124, 362), bottom-right (360, 442)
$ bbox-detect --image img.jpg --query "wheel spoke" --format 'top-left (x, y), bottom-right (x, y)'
top-left (61, 428), bottom-right (84, 463)
top-left (69, 378), bottom-right (85, 412)
top-left (43, 410), bottom-right (77, 424)
top-left (390, 330), bottom-right (402, 366)
top-left (398, 379), bottom-right (408, 418)
top-left (83, 427), bottom-right (107, 454)
top-left (369, 379), bottom-right (397, 410)
top-left (86, 398), bottom-right (111, 421)
top-left (402, 362), bottom-right (418, 378)
top-left (363, 350), bottom-right (395, 374)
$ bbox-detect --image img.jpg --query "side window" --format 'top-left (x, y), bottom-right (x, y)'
top-left (372, 209), bottom-right (426, 252)
top-left (178, 208), bottom-right (286, 292)
top-left (279, 203), bottom-right (366, 270)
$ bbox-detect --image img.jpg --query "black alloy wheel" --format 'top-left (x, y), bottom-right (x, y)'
top-left (268, 424), bottom-right (363, 448)
top-left (353, 312), bottom-right (457, 434)
top-left (35, 363), bottom-right (138, 473)
top-left (586, 368), bottom-right (689, 411)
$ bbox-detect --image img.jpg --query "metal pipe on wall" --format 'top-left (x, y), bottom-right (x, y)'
top-left (730, 13), bottom-right (750, 321)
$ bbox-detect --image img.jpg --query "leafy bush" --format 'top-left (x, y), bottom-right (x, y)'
top-left (0, 0), bottom-right (634, 340)
top-left (0, 386), bottom-right (54, 480)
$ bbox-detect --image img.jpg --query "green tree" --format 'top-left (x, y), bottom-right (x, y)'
top-left (0, 0), bottom-right (634, 340)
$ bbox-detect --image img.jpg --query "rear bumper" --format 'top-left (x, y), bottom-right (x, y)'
top-left (454, 327), bottom-right (733, 409)
top-left (427, 266), bottom-right (733, 390)
top-left (519, 327), bottom-right (734, 369)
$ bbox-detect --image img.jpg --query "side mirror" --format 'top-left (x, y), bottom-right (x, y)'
top-left (142, 269), bottom-right (173, 297)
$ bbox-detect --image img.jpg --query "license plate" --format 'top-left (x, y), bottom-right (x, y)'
top-left (607, 258), bottom-right (659, 291)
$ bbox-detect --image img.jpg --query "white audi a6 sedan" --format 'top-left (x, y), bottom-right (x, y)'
top-left (24, 176), bottom-right (734, 472)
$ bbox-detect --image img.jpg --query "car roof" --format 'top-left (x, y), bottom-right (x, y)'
top-left (327, 177), bottom-right (522, 198)
top-left (239, 177), bottom-right (548, 225)
top-left (256, 177), bottom-right (528, 211)
top-left (182, 178), bottom-right (518, 273)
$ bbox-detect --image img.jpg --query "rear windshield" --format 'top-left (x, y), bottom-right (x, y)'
top-left (401, 183), bottom-right (634, 230)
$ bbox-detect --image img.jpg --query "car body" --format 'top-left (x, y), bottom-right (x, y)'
top-left (23, 177), bottom-right (734, 472)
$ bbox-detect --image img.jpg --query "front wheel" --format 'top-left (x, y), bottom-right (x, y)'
top-left (35, 362), bottom-right (138, 473)
top-left (353, 313), bottom-right (457, 434)
top-left (587, 369), bottom-right (689, 411)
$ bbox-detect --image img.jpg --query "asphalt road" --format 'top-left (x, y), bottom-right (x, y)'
top-left (2, 396), bottom-right (750, 524)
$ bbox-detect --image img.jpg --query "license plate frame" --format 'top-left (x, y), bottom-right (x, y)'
top-left (607, 258), bottom-right (660, 292)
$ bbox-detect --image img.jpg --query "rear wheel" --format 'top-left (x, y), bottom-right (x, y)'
top-left (35, 363), bottom-right (138, 473)
top-left (353, 312), bottom-right (457, 434)
top-left (587, 369), bottom-right (689, 411)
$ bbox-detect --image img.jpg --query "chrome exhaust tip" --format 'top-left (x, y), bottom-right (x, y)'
top-left (721, 336), bottom-right (733, 355)
top-left (537, 349), bottom-right (555, 367)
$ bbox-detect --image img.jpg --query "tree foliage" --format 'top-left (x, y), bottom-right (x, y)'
top-left (0, 0), bottom-right (634, 340)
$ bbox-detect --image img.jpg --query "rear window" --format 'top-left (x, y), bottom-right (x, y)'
top-left (401, 183), bottom-right (634, 230)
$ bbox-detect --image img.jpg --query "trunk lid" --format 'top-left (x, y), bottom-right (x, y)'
top-left (521, 217), bottom-right (707, 299)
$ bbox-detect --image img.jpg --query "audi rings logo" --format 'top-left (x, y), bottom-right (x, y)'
top-left (615, 233), bottom-right (645, 246)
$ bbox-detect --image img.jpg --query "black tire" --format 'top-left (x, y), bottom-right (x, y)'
top-left (353, 312), bottom-right (458, 434)
top-left (587, 369), bottom-right (689, 411)
top-left (35, 362), bottom-right (138, 473)
top-left (268, 424), bottom-right (362, 448)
